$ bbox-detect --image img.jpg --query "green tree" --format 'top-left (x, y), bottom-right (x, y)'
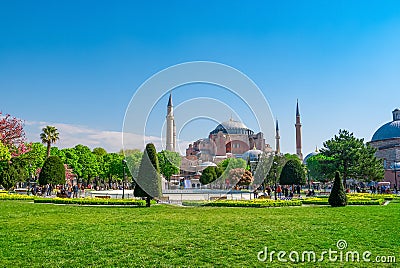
top-left (134, 143), bottom-right (162, 207)
top-left (93, 147), bottom-right (107, 157)
top-left (306, 154), bottom-right (335, 182)
top-left (328, 171), bottom-right (347, 207)
top-left (60, 148), bottom-right (79, 169)
top-left (124, 150), bottom-right (143, 181)
top-left (218, 158), bottom-right (247, 179)
top-left (38, 156), bottom-right (66, 185)
top-left (92, 147), bottom-right (107, 183)
top-left (18, 142), bottom-right (47, 179)
top-left (253, 152), bottom-right (273, 185)
top-left (199, 166), bottom-right (217, 185)
top-left (102, 153), bottom-right (123, 185)
top-left (279, 159), bottom-right (306, 185)
top-left (0, 142), bottom-right (11, 161)
top-left (320, 129), bottom-right (384, 186)
top-left (0, 157), bottom-right (27, 189)
top-left (73, 144), bottom-right (99, 184)
top-left (40, 126), bottom-right (60, 158)
top-left (119, 148), bottom-right (142, 156)
top-left (265, 154), bottom-right (287, 185)
top-left (157, 150), bottom-right (181, 181)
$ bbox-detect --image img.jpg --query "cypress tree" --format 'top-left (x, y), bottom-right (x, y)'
top-left (38, 156), bottom-right (65, 186)
top-left (328, 171), bottom-right (347, 207)
top-left (134, 143), bottom-right (162, 207)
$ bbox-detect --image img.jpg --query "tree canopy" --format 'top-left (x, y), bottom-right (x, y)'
top-left (40, 125), bottom-right (60, 158)
top-left (0, 143), bottom-right (11, 161)
top-left (38, 156), bottom-right (66, 185)
top-left (279, 159), bottom-right (306, 185)
top-left (320, 129), bottom-right (384, 186)
top-left (0, 112), bottom-right (28, 157)
top-left (306, 154), bottom-right (335, 182)
top-left (157, 150), bottom-right (181, 181)
top-left (200, 166), bottom-right (217, 185)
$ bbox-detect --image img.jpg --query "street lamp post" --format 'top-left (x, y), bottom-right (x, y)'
top-left (122, 159), bottom-right (127, 199)
top-left (393, 161), bottom-right (399, 193)
top-left (273, 161), bottom-right (277, 200)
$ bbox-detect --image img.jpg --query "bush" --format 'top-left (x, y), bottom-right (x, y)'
top-left (328, 171), bottom-right (347, 207)
top-left (38, 156), bottom-right (65, 185)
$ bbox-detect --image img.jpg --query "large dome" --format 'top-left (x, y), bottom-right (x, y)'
top-left (210, 119), bottom-right (254, 135)
top-left (371, 109), bottom-right (400, 141)
top-left (241, 148), bottom-right (263, 161)
top-left (303, 149), bottom-right (319, 164)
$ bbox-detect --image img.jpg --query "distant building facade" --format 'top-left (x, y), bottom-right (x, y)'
top-left (186, 118), bottom-right (271, 163)
top-left (370, 108), bottom-right (400, 186)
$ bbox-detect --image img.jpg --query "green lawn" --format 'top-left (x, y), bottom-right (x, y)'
top-left (0, 201), bottom-right (398, 267)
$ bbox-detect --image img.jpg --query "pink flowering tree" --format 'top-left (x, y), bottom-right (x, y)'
top-left (0, 112), bottom-right (30, 157)
top-left (64, 164), bottom-right (75, 184)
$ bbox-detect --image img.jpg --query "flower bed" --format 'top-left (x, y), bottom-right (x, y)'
top-left (0, 194), bottom-right (35, 200)
top-left (183, 199), bottom-right (302, 208)
top-left (347, 193), bottom-right (397, 200)
top-left (302, 194), bottom-right (386, 206)
top-left (34, 197), bottom-right (152, 206)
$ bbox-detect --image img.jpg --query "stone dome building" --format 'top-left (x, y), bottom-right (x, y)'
top-left (186, 118), bottom-right (270, 162)
top-left (370, 108), bottom-right (400, 186)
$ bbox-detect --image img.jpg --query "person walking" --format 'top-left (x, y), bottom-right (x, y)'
top-left (277, 185), bottom-right (282, 198)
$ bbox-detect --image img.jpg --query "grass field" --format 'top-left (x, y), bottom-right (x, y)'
top-left (0, 201), bottom-right (399, 267)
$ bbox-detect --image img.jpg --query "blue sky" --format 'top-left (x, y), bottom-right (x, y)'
top-left (1, 1), bottom-right (400, 154)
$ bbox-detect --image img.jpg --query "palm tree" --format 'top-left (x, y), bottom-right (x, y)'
top-left (40, 126), bottom-right (60, 158)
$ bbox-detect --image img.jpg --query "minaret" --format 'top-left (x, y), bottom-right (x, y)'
top-left (295, 99), bottom-right (303, 160)
top-left (275, 119), bottom-right (280, 154)
top-left (166, 93), bottom-right (176, 151)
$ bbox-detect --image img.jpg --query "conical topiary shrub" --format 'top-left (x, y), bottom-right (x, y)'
top-left (328, 171), bottom-right (347, 207)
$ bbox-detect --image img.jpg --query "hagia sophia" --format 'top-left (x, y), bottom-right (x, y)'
top-left (165, 93), bottom-right (400, 187)
top-left (165, 93), bottom-right (303, 177)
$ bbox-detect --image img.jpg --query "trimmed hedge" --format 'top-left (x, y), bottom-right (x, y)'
top-left (34, 197), bottom-right (153, 206)
top-left (183, 199), bottom-right (302, 208)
